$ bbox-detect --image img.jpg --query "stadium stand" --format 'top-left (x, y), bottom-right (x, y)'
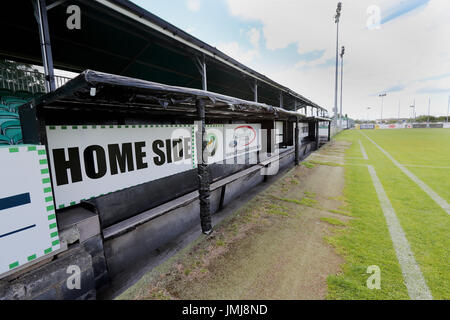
top-left (0, 93), bottom-right (24, 144)
top-left (14, 90), bottom-right (34, 100)
top-left (1, 119), bottom-right (21, 138)
top-left (0, 134), bottom-right (10, 145)
top-left (11, 132), bottom-right (23, 144)
top-left (0, 88), bottom-right (12, 97)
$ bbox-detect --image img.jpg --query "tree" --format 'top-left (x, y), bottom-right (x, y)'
top-left (415, 115), bottom-right (439, 123)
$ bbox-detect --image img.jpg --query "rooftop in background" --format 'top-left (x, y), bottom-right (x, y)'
top-left (0, 0), bottom-right (327, 114)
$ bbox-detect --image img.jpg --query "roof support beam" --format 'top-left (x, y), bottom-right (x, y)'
top-left (47, 0), bottom-right (69, 11)
top-left (120, 41), bottom-right (152, 75)
top-left (195, 55), bottom-right (207, 91)
top-left (33, 0), bottom-right (56, 92)
top-left (94, 0), bottom-right (326, 112)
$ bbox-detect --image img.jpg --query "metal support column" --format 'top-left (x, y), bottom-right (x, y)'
top-left (34, 0), bottom-right (56, 92)
top-left (315, 121), bottom-right (319, 150)
top-left (254, 79), bottom-right (258, 102)
top-left (201, 57), bottom-right (207, 91)
top-left (294, 117), bottom-right (299, 166)
top-left (279, 92), bottom-right (283, 108)
top-left (328, 121), bottom-right (331, 142)
top-left (196, 99), bottom-right (212, 234)
top-left (195, 55), bottom-right (207, 91)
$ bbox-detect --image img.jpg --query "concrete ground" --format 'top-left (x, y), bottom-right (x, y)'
top-left (118, 141), bottom-right (350, 300)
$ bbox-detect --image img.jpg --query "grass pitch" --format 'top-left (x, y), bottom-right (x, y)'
top-left (327, 128), bottom-right (449, 299)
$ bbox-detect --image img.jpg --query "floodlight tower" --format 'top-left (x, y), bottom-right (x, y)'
top-left (379, 93), bottom-right (387, 124)
top-left (447, 95), bottom-right (449, 123)
top-left (339, 45), bottom-right (345, 129)
top-left (333, 2), bottom-right (342, 128)
top-left (366, 106), bottom-right (371, 123)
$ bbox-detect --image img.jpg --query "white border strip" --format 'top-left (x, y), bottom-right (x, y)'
top-left (359, 139), bottom-right (369, 160)
top-left (360, 131), bottom-right (450, 215)
top-left (367, 165), bottom-right (432, 300)
top-left (402, 164), bottom-right (450, 170)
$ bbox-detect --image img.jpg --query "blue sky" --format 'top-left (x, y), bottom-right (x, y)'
top-left (381, 0), bottom-right (429, 24)
top-left (133, 0), bottom-right (308, 70)
top-left (132, 0), bottom-right (450, 120)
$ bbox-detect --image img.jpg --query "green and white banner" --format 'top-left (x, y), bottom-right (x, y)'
top-left (46, 123), bottom-right (262, 209)
top-left (275, 121), bottom-right (284, 144)
top-left (205, 124), bottom-right (262, 163)
top-left (46, 124), bottom-right (197, 209)
top-left (0, 145), bottom-right (60, 276)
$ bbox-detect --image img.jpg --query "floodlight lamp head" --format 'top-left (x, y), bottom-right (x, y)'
top-left (335, 2), bottom-right (342, 23)
top-left (340, 46), bottom-right (345, 57)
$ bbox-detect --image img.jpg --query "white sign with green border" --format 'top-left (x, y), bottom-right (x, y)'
top-left (0, 145), bottom-right (60, 276)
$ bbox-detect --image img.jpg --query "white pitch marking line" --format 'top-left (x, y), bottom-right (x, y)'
top-left (367, 165), bottom-right (433, 300)
top-left (310, 154), bottom-right (344, 159)
top-left (311, 154), bottom-right (365, 160)
top-left (402, 164), bottom-right (450, 170)
top-left (360, 131), bottom-right (450, 215)
top-left (359, 139), bottom-right (369, 160)
top-left (343, 163), bottom-right (370, 167)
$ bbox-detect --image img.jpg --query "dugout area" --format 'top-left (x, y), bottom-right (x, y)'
top-left (17, 70), bottom-right (328, 297)
top-left (0, 1), bottom-right (331, 299)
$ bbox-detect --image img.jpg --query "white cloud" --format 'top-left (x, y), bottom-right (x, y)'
top-left (185, 27), bottom-right (196, 35)
top-left (247, 28), bottom-right (261, 48)
top-left (225, 0), bottom-right (450, 119)
top-left (216, 42), bottom-right (259, 65)
top-left (295, 53), bottom-right (332, 68)
top-left (187, 0), bottom-right (201, 12)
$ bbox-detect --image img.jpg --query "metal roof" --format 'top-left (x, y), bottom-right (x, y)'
top-left (1, 0), bottom-right (328, 114)
top-left (29, 69), bottom-right (323, 120)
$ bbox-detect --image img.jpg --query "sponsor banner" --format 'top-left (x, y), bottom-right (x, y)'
top-left (46, 124), bottom-right (196, 208)
top-left (205, 125), bottom-right (225, 164)
top-left (0, 145), bottom-right (60, 276)
top-left (275, 121), bottom-right (284, 144)
top-left (319, 122), bottom-right (329, 136)
top-left (379, 123), bottom-right (406, 129)
top-left (293, 122), bottom-right (309, 142)
top-left (46, 123), bottom-right (262, 208)
top-left (359, 124), bottom-right (375, 130)
top-left (222, 124), bottom-right (261, 161)
top-left (408, 123), bottom-right (445, 129)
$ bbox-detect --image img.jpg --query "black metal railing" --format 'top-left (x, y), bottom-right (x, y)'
top-left (0, 69), bottom-right (72, 93)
